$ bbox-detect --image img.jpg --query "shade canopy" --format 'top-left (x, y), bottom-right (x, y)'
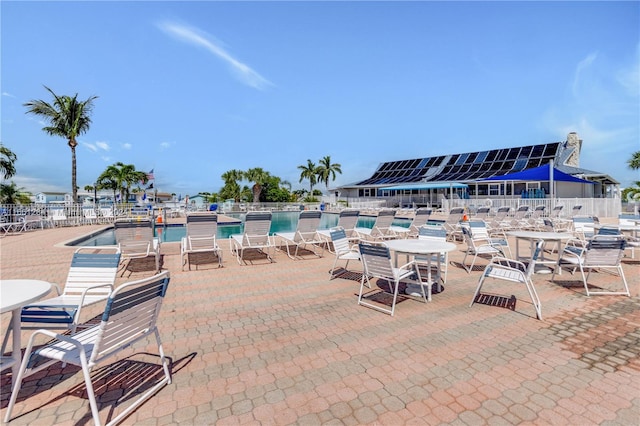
top-left (384, 182), bottom-right (468, 191)
top-left (479, 164), bottom-right (593, 184)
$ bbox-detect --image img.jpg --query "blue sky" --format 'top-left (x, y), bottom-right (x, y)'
top-left (2, 1), bottom-right (639, 198)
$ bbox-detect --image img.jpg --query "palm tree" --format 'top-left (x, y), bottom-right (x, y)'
top-left (0, 145), bottom-right (17, 180)
top-left (97, 162), bottom-right (148, 202)
top-left (0, 182), bottom-right (30, 204)
top-left (628, 151), bottom-right (640, 170)
top-left (221, 169), bottom-right (244, 202)
top-left (317, 155), bottom-right (342, 193)
top-left (24, 86), bottom-right (98, 202)
top-left (298, 159), bottom-right (319, 193)
top-left (244, 167), bottom-right (270, 203)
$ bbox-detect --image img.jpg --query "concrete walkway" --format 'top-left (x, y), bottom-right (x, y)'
top-left (0, 222), bottom-right (638, 425)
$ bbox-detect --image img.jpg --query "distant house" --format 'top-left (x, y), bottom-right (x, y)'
top-left (34, 192), bottom-right (72, 204)
top-left (187, 194), bottom-right (208, 209)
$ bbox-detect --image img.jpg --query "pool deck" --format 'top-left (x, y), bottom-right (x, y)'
top-left (0, 216), bottom-right (638, 425)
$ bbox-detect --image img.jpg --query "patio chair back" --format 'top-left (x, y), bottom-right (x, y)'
top-left (19, 247), bottom-right (121, 333)
top-left (475, 207), bottom-right (491, 219)
top-left (584, 238), bottom-right (626, 268)
top-left (494, 206), bottom-right (511, 221)
top-left (418, 224), bottom-right (447, 241)
top-left (550, 205), bottom-right (564, 218)
top-left (336, 209), bottom-right (360, 234)
top-left (242, 211), bottom-right (272, 245)
top-left (294, 210), bottom-right (322, 241)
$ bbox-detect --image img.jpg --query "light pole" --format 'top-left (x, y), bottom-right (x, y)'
top-left (94, 183), bottom-right (98, 208)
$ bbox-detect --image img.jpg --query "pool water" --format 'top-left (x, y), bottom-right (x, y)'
top-left (70, 212), bottom-right (411, 247)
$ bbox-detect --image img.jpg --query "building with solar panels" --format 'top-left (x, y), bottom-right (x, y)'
top-left (336, 132), bottom-right (619, 208)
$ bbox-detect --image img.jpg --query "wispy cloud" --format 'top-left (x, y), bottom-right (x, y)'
top-left (82, 141), bottom-right (110, 152)
top-left (160, 142), bottom-right (171, 151)
top-left (2, 92), bottom-right (16, 98)
top-left (122, 143), bottom-right (132, 150)
top-left (572, 52), bottom-right (597, 97)
top-left (157, 21), bottom-right (273, 90)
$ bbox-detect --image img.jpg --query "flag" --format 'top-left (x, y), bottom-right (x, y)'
top-left (147, 183), bottom-right (154, 190)
top-left (142, 192), bottom-right (147, 201)
top-left (146, 169), bottom-right (155, 180)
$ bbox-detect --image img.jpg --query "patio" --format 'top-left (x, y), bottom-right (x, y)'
top-left (0, 220), bottom-right (638, 425)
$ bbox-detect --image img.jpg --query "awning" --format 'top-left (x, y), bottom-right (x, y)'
top-left (383, 182), bottom-right (468, 191)
top-left (479, 164), bottom-right (594, 184)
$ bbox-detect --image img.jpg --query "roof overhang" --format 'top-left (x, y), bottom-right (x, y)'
top-left (383, 182), bottom-right (468, 191)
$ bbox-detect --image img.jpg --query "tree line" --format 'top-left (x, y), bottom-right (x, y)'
top-left (1, 86), bottom-right (343, 204)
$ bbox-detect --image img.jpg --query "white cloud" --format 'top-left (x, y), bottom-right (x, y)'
top-left (2, 92), bottom-right (16, 98)
top-left (82, 141), bottom-right (110, 152)
top-left (122, 143), bottom-right (132, 150)
top-left (95, 141), bottom-right (110, 151)
top-left (157, 21), bottom-right (274, 90)
top-left (82, 142), bottom-right (98, 152)
top-left (160, 142), bottom-right (171, 150)
top-left (572, 52), bottom-right (597, 97)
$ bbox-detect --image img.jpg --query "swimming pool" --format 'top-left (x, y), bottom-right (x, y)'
top-left (69, 212), bottom-right (412, 247)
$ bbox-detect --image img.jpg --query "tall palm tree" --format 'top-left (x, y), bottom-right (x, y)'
top-left (317, 155), bottom-right (342, 193)
top-left (298, 159), bottom-right (319, 193)
top-left (244, 167), bottom-right (270, 203)
top-left (24, 86), bottom-right (98, 202)
top-left (97, 162), bottom-right (148, 202)
top-left (0, 145), bottom-right (17, 180)
top-left (628, 151), bottom-right (640, 170)
top-left (221, 169), bottom-right (244, 202)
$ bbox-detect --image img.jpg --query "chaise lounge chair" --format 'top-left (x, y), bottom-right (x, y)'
top-left (229, 211), bottom-right (275, 265)
top-left (275, 210), bottom-right (324, 259)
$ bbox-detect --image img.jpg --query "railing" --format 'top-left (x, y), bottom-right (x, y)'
top-left (0, 197), bottom-right (624, 226)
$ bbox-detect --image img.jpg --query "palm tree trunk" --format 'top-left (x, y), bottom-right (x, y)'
top-left (71, 143), bottom-right (78, 202)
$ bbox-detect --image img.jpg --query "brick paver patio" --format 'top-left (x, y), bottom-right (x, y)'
top-left (1, 219), bottom-right (638, 425)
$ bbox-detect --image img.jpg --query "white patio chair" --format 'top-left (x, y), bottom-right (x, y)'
top-left (15, 247), bottom-right (121, 335)
top-left (470, 240), bottom-right (544, 320)
top-left (229, 211), bottom-right (275, 265)
top-left (442, 207), bottom-right (465, 242)
top-left (389, 207), bottom-right (432, 238)
top-left (4, 271), bottom-right (172, 426)
top-left (49, 207), bottom-right (68, 227)
top-left (82, 207), bottom-right (99, 224)
top-left (416, 225), bottom-right (449, 283)
top-left (114, 219), bottom-right (161, 275)
top-left (552, 237), bottom-right (629, 296)
top-left (474, 206), bottom-right (491, 220)
top-left (99, 206), bottom-right (116, 223)
top-left (461, 225), bottom-right (504, 273)
top-left (181, 213), bottom-right (223, 270)
top-left (317, 209), bottom-right (360, 251)
top-left (572, 216), bottom-right (597, 242)
top-left (354, 209), bottom-right (397, 241)
top-left (468, 220), bottom-right (512, 257)
top-left (329, 227), bottom-right (361, 279)
top-left (275, 210), bottom-right (324, 259)
top-left (358, 242), bottom-right (425, 316)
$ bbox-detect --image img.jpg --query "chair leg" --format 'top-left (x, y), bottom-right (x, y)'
top-left (524, 279), bottom-right (543, 320)
top-left (469, 274), bottom-right (487, 307)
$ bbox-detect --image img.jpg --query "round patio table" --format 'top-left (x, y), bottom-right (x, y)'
top-left (384, 239), bottom-right (456, 300)
top-left (1, 279), bottom-right (52, 387)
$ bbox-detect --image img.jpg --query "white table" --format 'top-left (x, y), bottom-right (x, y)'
top-left (1, 279), bottom-right (52, 386)
top-left (508, 231), bottom-right (574, 274)
top-left (384, 239), bottom-right (456, 300)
